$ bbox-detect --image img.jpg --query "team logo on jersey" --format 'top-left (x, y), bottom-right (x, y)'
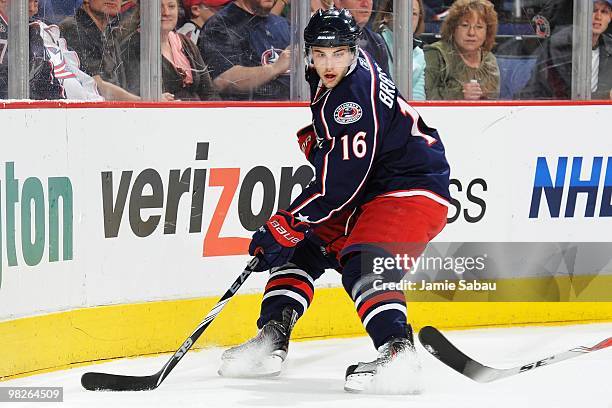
top-left (334, 102), bottom-right (363, 124)
top-left (358, 57), bottom-right (370, 71)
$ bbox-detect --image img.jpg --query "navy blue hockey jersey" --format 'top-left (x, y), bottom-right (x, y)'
top-left (287, 50), bottom-right (451, 225)
top-left (199, 2), bottom-right (290, 100)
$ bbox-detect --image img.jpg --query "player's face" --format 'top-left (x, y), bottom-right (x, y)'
top-left (334, 0), bottom-right (372, 27)
top-left (86, 0), bottom-right (121, 17)
top-left (311, 46), bottom-right (353, 89)
top-left (0, 0), bottom-right (6, 15)
top-left (593, 1), bottom-right (612, 36)
top-left (161, 0), bottom-right (179, 34)
top-left (453, 10), bottom-right (487, 54)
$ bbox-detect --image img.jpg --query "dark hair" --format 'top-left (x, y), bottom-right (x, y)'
top-left (440, 0), bottom-right (498, 52)
top-left (372, 0), bottom-right (425, 36)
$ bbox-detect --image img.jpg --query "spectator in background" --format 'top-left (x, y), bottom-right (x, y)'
top-left (516, 0), bottom-right (612, 100)
top-left (59, 0), bottom-right (143, 100)
top-left (123, 0), bottom-right (216, 100)
top-left (30, 0), bottom-right (104, 100)
top-left (0, 0), bottom-right (65, 99)
top-left (373, 0), bottom-right (426, 100)
top-left (29, 0), bottom-right (39, 18)
top-left (179, 0), bottom-right (231, 45)
top-left (424, 0), bottom-right (499, 100)
top-left (199, 0), bottom-right (291, 100)
top-left (334, 0), bottom-right (390, 73)
top-left (1, 0), bottom-right (104, 100)
top-left (591, 0), bottom-right (612, 99)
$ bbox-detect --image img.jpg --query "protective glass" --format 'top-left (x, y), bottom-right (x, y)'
top-left (418, 0), bottom-right (584, 100)
top-left (197, 0), bottom-right (293, 101)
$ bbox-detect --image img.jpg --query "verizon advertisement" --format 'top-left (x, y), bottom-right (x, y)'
top-left (0, 104), bottom-right (610, 320)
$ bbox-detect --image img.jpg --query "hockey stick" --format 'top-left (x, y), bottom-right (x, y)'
top-left (81, 256), bottom-right (261, 391)
top-left (419, 325), bottom-right (612, 383)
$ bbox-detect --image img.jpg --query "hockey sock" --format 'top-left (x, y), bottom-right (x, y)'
top-left (342, 252), bottom-right (409, 349)
top-left (257, 263), bottom-right (316, 328)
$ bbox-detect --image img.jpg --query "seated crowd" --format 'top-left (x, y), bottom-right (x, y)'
top-left (0, 0), bottom-right (610, 101)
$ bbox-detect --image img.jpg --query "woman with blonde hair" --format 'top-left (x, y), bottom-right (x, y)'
top-left (424, 0), bottom-right (500, 100)
top-left (373, 0), bottom-right (426, 100)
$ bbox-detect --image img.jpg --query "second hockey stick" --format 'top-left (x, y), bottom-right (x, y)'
top-left (419, 325), bottom-right (612, 383)
top-left (81, 255), bottom-right (261, 391)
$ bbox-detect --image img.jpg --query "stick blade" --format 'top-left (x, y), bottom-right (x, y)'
top-left (81, 372), bottom-right (159, 391)
top-left (418, 326), bottom-right (499, 382)
top-left (419, 326), bottom-right (473, 373)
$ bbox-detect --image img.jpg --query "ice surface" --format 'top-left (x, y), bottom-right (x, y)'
top-left (3, 323), bottom-right (612, 408)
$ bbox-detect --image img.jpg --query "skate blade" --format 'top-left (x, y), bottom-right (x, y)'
top-left (218, 355), bottom-right (283, 378)
top-left (344, 372), bottom-right (374, 393)
top-left (345, 352), bottom-right (424, 395)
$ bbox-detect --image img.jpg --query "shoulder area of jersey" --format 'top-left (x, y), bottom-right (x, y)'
top-left (355, 51), bottom-right (390, 88)
top-left (357, 55), bottom-right (372, 72)
top-left (351, 52), bottom-right (398, 111)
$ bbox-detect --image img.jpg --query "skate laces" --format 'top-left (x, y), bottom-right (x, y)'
top-left (377, 337), bottom-right (413, 364)
top-left (222, 321), bottom-right (284, 358)
top-left (223, 308), bottom-right (297, 360)
top-left (262, 320), bottom-right (289, 347)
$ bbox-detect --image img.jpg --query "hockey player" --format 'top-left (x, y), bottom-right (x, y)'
top-left (219, 7), bottom-right (450, 392)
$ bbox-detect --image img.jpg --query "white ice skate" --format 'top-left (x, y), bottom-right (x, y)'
top-left (218, 308), bottom-right (298, 378)
top-left (344, 328), bottom-right (421, 394)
